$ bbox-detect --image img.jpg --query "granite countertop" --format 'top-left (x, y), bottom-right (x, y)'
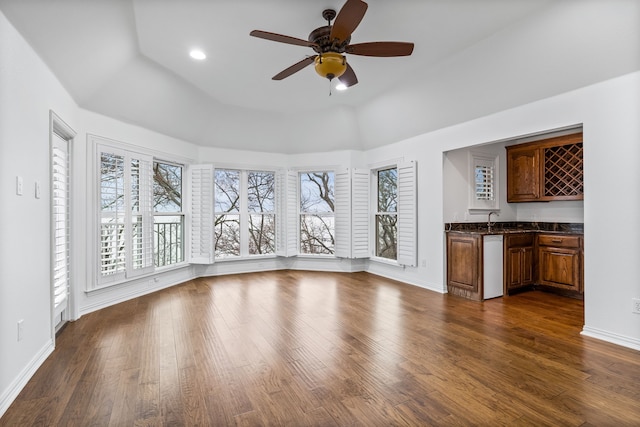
top-left (444, 221), bottom-right (583, 236)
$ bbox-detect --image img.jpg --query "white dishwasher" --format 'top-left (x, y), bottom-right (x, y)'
top-left (483, 234), bottom-right (504, 299)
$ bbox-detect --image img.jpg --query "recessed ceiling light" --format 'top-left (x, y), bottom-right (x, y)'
top-left (189, 49), bottom-right (206, 60)
top-left (335, 83), bottom-right (348, 91)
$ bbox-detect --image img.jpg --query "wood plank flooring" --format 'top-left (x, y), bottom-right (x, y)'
top-left (2, 270), bottom-right (640, 426)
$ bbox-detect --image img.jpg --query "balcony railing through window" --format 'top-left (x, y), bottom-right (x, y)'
top-left (154, 218), bottom-right (183, 267)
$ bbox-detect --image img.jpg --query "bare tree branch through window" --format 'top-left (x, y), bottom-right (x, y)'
top-left (300, 172), bottom-right (335, 255)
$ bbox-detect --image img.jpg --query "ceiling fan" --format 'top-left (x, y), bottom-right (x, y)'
top-left (249, 0), bottom-right (414, 88)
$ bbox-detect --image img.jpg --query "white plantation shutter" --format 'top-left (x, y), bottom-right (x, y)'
top-left (475, 163), bottom-right (494, 200)
top-left (351, 168), bottom-right (370, 259)
top-left (334, 169), bottom-right (351, 258)
top-left (127, 155), bottom-right (154, 277)
top-left (286, 171), bottom-right (298, 256)
top-left (469, 153), bottom-right (498, 210)
top-left (275, 170), bottom-right (287, 256)
top-left (52, 134), bottom-right (69, 316)
top-left (188, 165), bottom-right (215, 264)
top-left (97, 143), bottom-right (155, 285)
top-left (99, 149), bottom-right (126, 284)
top-left (397, 161), bottom-right (417, 267)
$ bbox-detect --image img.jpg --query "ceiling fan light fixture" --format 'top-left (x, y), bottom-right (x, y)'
top-left (314, 52), bottom-right (347, 80)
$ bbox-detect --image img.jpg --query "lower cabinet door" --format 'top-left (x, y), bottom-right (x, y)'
top-left (538, 247), bottom-right (580, 291)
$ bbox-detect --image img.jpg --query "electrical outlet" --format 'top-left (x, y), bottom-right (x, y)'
top-left (633, 298), bottom-right (640, 314)
top-left (17, 319), bottom-right (24, 341)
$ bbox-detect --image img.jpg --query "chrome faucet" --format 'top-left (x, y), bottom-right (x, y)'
top-left (487, 211), bottom-right (498, 231)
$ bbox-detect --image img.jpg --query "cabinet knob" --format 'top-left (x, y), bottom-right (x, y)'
top-left (552, 239), bottom-right (562, 243)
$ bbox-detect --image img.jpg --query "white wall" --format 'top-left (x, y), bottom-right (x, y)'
top-left (0, 9), bottom-right (78, 415)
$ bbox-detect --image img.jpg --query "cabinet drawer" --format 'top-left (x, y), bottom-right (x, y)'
top-left (506, 233), bottom-right (534, 247)
top-left (537, 234), bottom-right (581, 248)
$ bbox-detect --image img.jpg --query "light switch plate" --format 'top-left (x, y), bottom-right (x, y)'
top-left (35, 181), bottom-right (41, 199)
top-left (16, 176), bottom-right (23, 196)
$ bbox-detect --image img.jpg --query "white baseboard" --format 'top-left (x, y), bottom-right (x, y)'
top-left (0, 339), bottom-right (54, 418)
top-left (581, 326), bottom-right (640, 351)
top-left (366, 269), bottom-right (446, 294)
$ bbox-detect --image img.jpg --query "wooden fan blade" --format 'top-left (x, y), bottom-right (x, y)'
top-left (250, 30), bottom-right (319, 48)
top-left (272, 56), bottom-right (317, 80)
top-left (338, 63), bottom-right (358, 87)
top-left (330, 0), bottom-right (368, 43)
top-left (347, 41), bottom-right (414, 57)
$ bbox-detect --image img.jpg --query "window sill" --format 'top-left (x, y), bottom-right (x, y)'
top-left (370, 256), bottom-right (400, 267)
top-left (87, 262), bottom-right (191, 294)
top-left (294, 254), bottom-right (337, 259)
top-left (213, 254), bottom-right (278, 262)
top-left (468, 208), bottom-right (500, 214)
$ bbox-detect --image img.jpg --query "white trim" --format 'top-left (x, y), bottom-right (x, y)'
top-left (87, 133), bottom-right (194, 165)
top-left (581, 326), bottom-right (640, 351)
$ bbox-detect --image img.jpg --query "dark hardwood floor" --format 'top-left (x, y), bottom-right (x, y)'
top-left (2, 271), bottom-right (639, 426)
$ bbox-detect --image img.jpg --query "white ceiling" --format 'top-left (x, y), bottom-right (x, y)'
top-left (1, 0), bottom-right (639, 153)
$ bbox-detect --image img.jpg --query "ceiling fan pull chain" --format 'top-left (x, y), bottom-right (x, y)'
top-left (329, 79), bottom-right (332, 96)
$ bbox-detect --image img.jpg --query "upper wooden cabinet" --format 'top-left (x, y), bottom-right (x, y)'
top-left (506, 133), bottom-right (583, 202)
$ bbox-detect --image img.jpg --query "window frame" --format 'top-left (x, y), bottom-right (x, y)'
top-left (153, 159), bottom-right (185, 269)
top-left (298, 170), bottom-right (336, 257)
top-left (214, 168), bottom-right (277, 260)
top-left (373, 166), bottom-right (399, 262)
top-left (468, 152), bottom-right (500, 213)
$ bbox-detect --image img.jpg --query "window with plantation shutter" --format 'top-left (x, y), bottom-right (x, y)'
top-left (97, 143), bottom-right (154, 285)
top-left (371, 161), bottom-right (416, 266)
top-left (469, 153), bottom-right (499, 211)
